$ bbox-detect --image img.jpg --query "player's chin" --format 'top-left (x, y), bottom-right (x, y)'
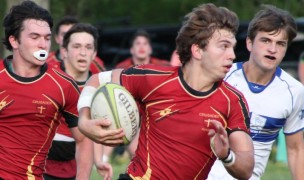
top-left (34, 59), bottom-right (46, 65)
top-left (216, 73), bottom-right (226, 80)
top-left (76, 67), bottom-right (89, 73)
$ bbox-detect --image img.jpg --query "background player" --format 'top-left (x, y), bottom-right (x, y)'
top-left (47, 15), bottom-right (106, 73)
top-left (0, 1), bottom-right (93, 179)
top-left (44, 23), bottom-right (111, 179)
top-left (115, 29), bottom-right (169, 69)
top-left (208, 4), bottom-right (304, 180)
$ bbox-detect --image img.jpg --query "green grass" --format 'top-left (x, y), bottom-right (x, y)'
top-left (90, 146), bottom-right (291, 180)
top-left (90, 159), bottom-right (291, 180)
top-left (91, 160), bottom-right (129, 180)
top-left (91, 153), bottom-right (130, 180)
top-left (262, 161), bottom-right (291, 180)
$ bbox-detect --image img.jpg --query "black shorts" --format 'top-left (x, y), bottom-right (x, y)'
top-left (117, 173), bottom-right (132, 180)
top-left (43, 174), bottom-right (75, 180)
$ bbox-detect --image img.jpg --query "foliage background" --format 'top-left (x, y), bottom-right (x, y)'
top-left (49, 0), bottom-right (304, 25)
top-left (1, 0), bottom-right (304, 57)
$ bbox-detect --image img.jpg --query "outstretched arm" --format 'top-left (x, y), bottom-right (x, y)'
top-left (286, 131), bottom-right (304, 180)
top-left (70, 127), bottom-right (94, 179)
top-left (207, 120), bottom-right (254, 180)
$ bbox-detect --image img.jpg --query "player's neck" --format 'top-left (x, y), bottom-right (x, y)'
top-left (243, 61), bottom-right (275, 85)
top-left (9, 55), bottom-right (42, 77)
top-left (182, 62), bottom-right (215, 92)
top-left (132, 57), bottom-right (150, 65)
top-left (65, 67), bottom-right (89, 82)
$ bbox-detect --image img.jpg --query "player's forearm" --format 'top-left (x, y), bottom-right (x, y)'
top-left (78, 108), bottom-right (93, 138)
top-left (287, 147), bottom-right (304, 180)
top-left (224, 150), bottom-right (254, 180)
top-left (298, 62), bottom-right (304, 84)
top-left (75, 137), bottom-right (94, 179)
top-left (93, 143), bottom-right (113, 164)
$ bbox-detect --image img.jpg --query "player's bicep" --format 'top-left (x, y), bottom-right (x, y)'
top-left (286, 131), bottom-right (304, 150)
top-left (111, 69), bottom-right (123, 84)
top-left (69, 126), bottom-right (85, 142)
top-left (229, 131), bottom-right (253, 152)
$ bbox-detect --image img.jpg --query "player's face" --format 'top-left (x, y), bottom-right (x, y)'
top-left (247, 30), bottom-right (288, 72)
top-left (55, 24), bottom-right (74, 47)
top-left (200, 29), bottom-right (236, 81)
top-left (10, 19), bottom-right (51, 66)
top-left (130, 36), bottom-right (152, 62)
top-left (63, 32), bottom-right (96, 73)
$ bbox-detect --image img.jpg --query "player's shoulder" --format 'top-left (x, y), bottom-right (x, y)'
top-left (115, 58), bottom-right (132, 69)
top-left (0, 59), bottom-right (5, 70)
top-left (47, 65), bottom-right (72, 79)
top-left (46, 50), bottom-right (60, 63)
top-left (123, 64), bottom-right (178, 75)
top-left (46, 65), bottom-right (78, 89)
top-left (220, 79), bottom-right (246, 99)
top-left (150, 57), bottom-right (170, 66)
top-left (94, 56), bottom-right (105, 65)
top-left (225, 62), bottom-right (243, 79)
top-left (276, 68), bottom-right (303, 88)
top-left (91, 56), bottom-right (106, 72)
top-left (274, 68), bottom-right (304, 97)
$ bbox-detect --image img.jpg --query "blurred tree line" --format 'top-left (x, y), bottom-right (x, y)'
top-left (1, 0), bottom-right (304, 57)
top-left (49, 0), bottom-right (304, 26)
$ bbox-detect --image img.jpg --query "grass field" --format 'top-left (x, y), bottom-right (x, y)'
top-left (90, 155), bottom-right (292, 180)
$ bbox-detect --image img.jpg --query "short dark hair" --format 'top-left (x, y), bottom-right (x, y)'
top-left (247, 4), bottom-right (297, 45)
top-left (176, 3), bottom-right (239, 66)
top-left (130, 29), bottom-right (151, 47)
top-left (54, 16), bottom-right (79, 35)
top-left (62, 23), bottom-right (99, 50)
top-left (2, 0), bottom-right (53, 51)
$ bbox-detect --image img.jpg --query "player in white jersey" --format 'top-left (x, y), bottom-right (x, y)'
top-left (208, 4), bottom-right (304, 180)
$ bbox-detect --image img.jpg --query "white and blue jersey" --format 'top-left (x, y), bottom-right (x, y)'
top-left (208, 62), bottom-right (304, 180)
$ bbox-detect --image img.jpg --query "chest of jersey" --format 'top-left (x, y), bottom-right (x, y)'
top-left (0, 74), bottom-right (65, 121)
top-left (225, 69), bottom-right (297, 142)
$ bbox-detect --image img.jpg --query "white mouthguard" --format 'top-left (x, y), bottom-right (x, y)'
top-left (33, 50), bottom-right (48, 61)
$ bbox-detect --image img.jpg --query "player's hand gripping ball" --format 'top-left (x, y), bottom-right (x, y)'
top-left (90, 83), bottom-right (140, 145)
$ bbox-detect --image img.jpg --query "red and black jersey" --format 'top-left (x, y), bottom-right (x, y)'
top-left (47, 50), bottom-right (106, 73)
top-left (121, 64), bottom-right (250, 179)
top-left (0, 56), bottom-right (80, 179)
top-left (115, 57), bottom-right (170, 69)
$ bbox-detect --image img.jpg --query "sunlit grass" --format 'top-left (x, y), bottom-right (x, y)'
top-left (90, 151), bottom-right (291, 180)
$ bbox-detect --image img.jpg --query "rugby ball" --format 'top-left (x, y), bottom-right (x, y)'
top-left (90, 82), bottom-right (140, 145)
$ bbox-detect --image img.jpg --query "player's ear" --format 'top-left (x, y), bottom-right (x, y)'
top-left (62, 48), bottom-right (68, 60)
top-left (54, 34), bottom-right (61, 44)
top-left (130, 47), bottom-right (134, 55)
top-left (191, 44), bottom-right (202, 60)
top-left (246, 37), bottom-right (253, 52)
top-left (9, 35), bottom-right (19, 49)
top-left (147, 44), bottom-right (152, 56)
